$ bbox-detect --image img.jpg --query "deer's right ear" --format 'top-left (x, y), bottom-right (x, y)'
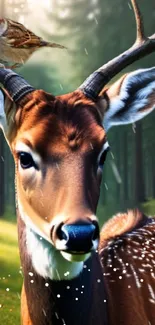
top-left (100, 67), bottom-right (155, 132)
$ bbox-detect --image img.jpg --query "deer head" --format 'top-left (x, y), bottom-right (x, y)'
top-left (0, 0), bottom-right (155, 280)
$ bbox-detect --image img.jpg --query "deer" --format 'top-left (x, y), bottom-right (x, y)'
top-left (1, 0), bottom-right (155, 324)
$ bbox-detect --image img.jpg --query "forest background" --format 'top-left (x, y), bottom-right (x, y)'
top-left (0, 0), bottom-right (155, 323)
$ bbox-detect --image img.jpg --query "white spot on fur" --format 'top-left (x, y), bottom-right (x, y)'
top-left (28, 272), bottom-right (33, 277)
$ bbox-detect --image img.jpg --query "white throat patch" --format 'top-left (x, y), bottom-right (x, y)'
top-left (26, 226), bottom-right (84, 280)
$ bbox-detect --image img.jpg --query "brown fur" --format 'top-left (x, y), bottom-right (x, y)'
top-left (99, 209), bottom-right (143, 248)
top-left (21, 286), bottom-right (33, 325)
top-left (3, 87), bottom-right (155, 324)
top-left (13, 90), bottom-right (105, 153)
top-left (100, 210), bottom-right (155, 325)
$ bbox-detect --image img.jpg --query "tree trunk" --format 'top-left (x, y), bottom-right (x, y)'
top-left (115, 129), bottom-right (121, 209)
top-left (0, 132), bottom-right (5, 216)
top-left (122, 129), bottom-right (128, 206)
top-left (134, 121), bottom-right (145, 205)
top-left (151, 153), bottom-right (155, 198)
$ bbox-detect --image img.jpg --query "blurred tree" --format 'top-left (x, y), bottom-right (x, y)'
top-left (134, 121), bottom-right (145, 204)
top-left (0, 132), bottom-right (4, 216)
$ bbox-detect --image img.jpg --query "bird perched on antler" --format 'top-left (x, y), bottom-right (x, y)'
top-left (0, 18), bottom-right (67, 69)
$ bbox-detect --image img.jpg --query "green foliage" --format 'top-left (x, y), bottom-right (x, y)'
top-left (142, 199), bottom-right (155, 216)
top-left (0, 220), bottom-right (21, 324)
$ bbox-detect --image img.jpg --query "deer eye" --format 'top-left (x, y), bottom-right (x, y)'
top-left (18, 152), bottom-right (37, 169)
top-left (98, 141), bottom-right (110, 169)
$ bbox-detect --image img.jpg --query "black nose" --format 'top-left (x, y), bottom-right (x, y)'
top-left (53, 221), bottom-right (99, 253)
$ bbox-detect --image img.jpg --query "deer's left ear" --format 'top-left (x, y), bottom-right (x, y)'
top-left (99, 67), bottom-right (155, 132)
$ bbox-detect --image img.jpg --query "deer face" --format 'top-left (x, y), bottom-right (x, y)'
top-left (1, 66), bottom-right (155, 279)
top-left (10, 90), bottom-right (108, 262)
top-left (1, 65), bottom-right (155, 280)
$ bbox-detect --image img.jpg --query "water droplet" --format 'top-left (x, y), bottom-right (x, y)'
top-left (42, 308), bottom-right (47, 317)
top-left (104, 182), bottom-right (108, 190)
top-left (45, 283), bottom-right (49, 287)
top-left (55, 312), bottom-right (59, 319)
top-left (64, 271), bottom-right (70, 277)
top-left (84, 48), bottom-right (88, 55)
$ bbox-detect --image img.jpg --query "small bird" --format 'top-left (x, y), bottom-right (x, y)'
top-left (0, 18), bottom-right (67, 69)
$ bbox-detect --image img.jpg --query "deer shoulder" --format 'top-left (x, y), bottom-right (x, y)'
top-left (99, 210), bottom-right (155, 324)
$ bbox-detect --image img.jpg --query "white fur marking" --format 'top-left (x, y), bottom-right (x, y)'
top-left (26, 226), bottom-right (84, 280)
top-left (18, 203), bottom-right (86, 280)
top-left (104, 67), bottom-right (155, 131)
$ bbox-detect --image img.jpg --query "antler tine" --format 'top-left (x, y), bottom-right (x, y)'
top-left (79, 0), bottom-right (155, 101)
top-left (131, 0), bottom-right (145, 43)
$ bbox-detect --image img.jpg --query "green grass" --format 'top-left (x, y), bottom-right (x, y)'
top-left (0, 219), bottom-right (22, 325)
top-left (142, 199), bottom-right (155, 216)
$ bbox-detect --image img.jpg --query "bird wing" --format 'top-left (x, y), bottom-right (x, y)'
top-left (4, 19), bottom-right (44, 48)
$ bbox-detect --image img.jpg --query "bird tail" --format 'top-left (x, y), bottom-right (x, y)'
top-left (40, 40), bottom-right (67, 50)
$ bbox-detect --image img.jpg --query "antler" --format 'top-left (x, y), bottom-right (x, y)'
top-left (79, 0), bottom-right (155, 100)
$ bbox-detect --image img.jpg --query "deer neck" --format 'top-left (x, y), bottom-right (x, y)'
top-left (17, 211), bottom-right (108, 325)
